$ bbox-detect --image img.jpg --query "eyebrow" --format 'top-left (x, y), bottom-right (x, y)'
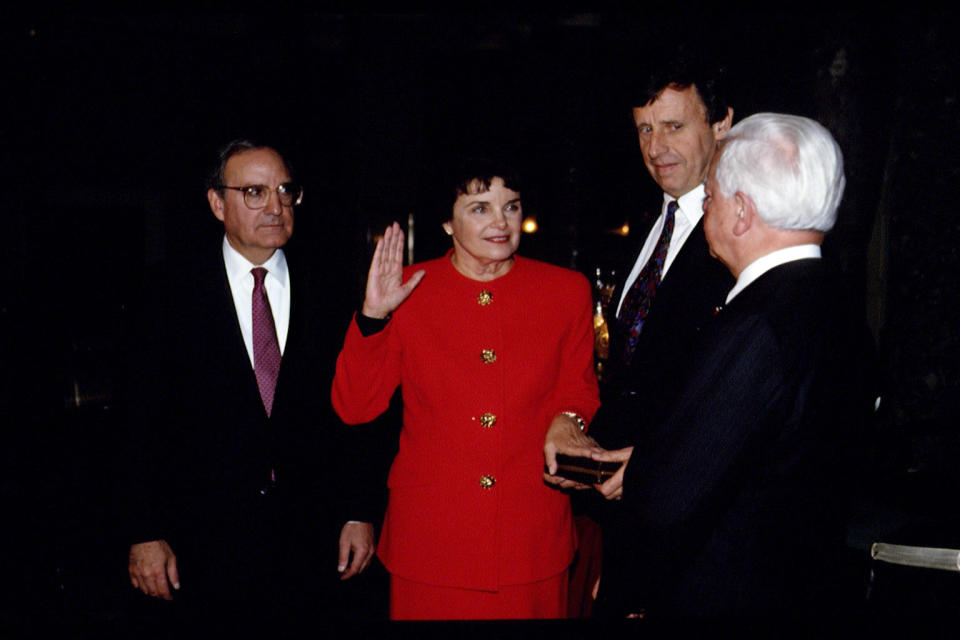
top-left (637, 118), bottom-right (684, 127)
top-left (464, 196), bottom-right (521, 206)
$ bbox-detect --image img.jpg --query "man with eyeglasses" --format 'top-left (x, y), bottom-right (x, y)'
top-left (123, 140), bottom-right (380, 628)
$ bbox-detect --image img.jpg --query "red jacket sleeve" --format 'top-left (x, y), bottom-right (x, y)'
top-left (548, 274), bottom-right (601, 428)
top-left (331, 312), bottom-right (402, 424)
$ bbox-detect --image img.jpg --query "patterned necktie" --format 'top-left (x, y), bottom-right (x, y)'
top-left (617, 200), bottom-right (677, 365)
top-left (251, 267), bottom-right (281, 416)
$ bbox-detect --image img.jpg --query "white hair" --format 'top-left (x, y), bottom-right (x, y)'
top-left (714, 112), bottom-right (845, 232)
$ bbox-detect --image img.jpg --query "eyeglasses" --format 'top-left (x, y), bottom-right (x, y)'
top-left (217, 183), bottom-right (304, 208)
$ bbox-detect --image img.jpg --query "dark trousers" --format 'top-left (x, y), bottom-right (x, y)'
top-left (124, 494), bottom-right (388, 634)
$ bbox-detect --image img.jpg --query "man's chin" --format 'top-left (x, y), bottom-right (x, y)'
top-left (257, 231), bottom-right (292, 246)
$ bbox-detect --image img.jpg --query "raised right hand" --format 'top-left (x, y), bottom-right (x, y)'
top-left (361, 222), bottom-right (426, 319)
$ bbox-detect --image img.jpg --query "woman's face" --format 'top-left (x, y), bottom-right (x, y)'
top-left (443, 177), bottom-right (522, 270)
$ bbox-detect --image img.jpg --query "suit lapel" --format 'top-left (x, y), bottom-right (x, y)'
top-left (207, 249), bottom-right (272, 419)
top-left (611, 212), bottom-right (660, 320)
top-left (272, 253), bottom-right (309, 421)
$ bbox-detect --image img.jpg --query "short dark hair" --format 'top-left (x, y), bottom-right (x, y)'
top-left (442, 156), bottom-right (523, 219)
top-left (206, 139), bottom-right (293, 193)
top-left (632, 47), bottom-right (731, 125)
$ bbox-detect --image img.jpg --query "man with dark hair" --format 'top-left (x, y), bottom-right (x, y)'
top-left (124, 140), bottom-right (380, 627)
top-left (575, 52), bottom-right (737, 615)
top-left (600, 52), bottom-right (736, 436)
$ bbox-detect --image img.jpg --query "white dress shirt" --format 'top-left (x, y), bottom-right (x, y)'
top-left (616, 185), bottom-right (708, 316)
top-left (725, 244), bottom-right (822, 304)
top-left (221, 237), bottom-right (291, 367)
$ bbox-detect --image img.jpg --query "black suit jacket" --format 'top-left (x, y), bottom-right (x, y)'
top-left (123, 239), bottom-right (381, 613)
top-left (597, 258), bottom-right (873, 617)
top-left (594, 203), bottom-right (734, 448)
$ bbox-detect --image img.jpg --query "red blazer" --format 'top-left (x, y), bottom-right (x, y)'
top-left (333, 254), bottom-right (600, 590)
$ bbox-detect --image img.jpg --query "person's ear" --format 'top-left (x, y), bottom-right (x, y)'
top-left (208, 188), bottom-right (226, 222)
top-left (442, 221), bottom-right (453, 236)
top-left (713, 107), bottom-right (734, 141)
top-left (733, 192), bottom-right (754, 236)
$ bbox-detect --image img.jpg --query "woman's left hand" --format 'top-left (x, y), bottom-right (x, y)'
top-left (542, 413), bottom-right (604, 489)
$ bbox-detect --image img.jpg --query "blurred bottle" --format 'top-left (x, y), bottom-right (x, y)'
top-left (593, 300), bottom-right (610, 381)
top-left (594, 267), bottom-right (617, 311)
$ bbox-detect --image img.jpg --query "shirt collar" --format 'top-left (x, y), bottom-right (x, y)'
top-left (662, 184), bottom-right (707, 228)
top-left (726, 244), bottom-right (821, 303)
top-left (221, 236), bottom-right (288, 285)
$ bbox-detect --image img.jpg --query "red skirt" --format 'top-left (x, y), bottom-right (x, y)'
top-left (390, 571), bottom-right (569, 620)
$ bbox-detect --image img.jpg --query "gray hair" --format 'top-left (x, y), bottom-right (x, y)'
top-left (714, 113), bottom-right (845, 232)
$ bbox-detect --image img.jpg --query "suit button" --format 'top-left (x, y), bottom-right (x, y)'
top-left (481, 349), bottom-right (497, 364)
top-left (479, 413), bottom-right (497, 428)
top-left (479, 475), bottom-right (496, 489)
top-left (477, 290), bottom-right (493, 306)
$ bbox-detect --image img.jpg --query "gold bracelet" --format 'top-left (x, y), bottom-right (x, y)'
top-left (560, 411), bottom-right (586, 432)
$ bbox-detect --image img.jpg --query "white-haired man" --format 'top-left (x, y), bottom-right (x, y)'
top-left (557, 113), bottom-right (872, 616)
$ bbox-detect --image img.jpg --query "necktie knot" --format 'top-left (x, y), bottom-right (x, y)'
top-left (252, 266), bottom-right (268, 288)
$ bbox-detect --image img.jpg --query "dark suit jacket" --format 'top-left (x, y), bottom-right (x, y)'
top-left (123, 238), bottom-right (381, 617)
top-left (585, 199), bottom-right (733, 606)
top-left (594, 205), bottom-right (734, 449)
top-left (597, 258), bottom-right (873, 617)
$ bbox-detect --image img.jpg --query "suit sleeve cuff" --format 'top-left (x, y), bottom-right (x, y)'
top-left (355, 311), bottom-right (391, 337)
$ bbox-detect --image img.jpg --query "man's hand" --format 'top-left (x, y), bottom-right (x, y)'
top-left (591, 446), bottom-right (635, 500)
top-left (129, 539), bottom-right (179, 600)
top-left (338, 521), bottom-right (375, 580)
top-left (543, 412), bottom-right (603, 490)
top-left (361, 222), bottom-right (425, 319)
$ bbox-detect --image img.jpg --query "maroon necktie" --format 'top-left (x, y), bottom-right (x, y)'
top-left (251, 267), bottom-right (281, 416)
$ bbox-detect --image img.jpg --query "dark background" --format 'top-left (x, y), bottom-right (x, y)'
top-left (4, 8), bottom-right (960, 631)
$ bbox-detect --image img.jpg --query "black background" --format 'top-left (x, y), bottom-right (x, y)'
top-left (4, 8), bottom-right (960, 631)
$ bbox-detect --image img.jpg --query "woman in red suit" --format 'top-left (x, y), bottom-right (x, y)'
top-left (332, 161), bottom-right (600, 620)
